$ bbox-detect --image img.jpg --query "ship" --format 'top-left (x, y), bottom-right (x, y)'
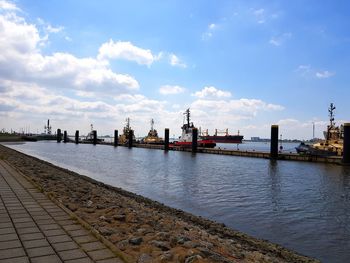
top-left (141, 119), bottom-right (164, 144)
top-left (172, 109), bottom-right (216, 148)
top-left (82, 124), bottom-right (104, 143)
top-left (22, 119), bottom-right (57, 141)
top-left (200, 128), bottom-right (243, 144)
top-left (119, 118), bottom-right (136, 145)
top-left (296, 103), bottom-right (343, 156)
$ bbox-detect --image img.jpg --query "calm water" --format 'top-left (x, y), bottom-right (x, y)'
top-left (4, 141), bottom-right (350, 262)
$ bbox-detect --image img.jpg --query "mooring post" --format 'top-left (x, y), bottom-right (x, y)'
top-left (128, 130), bottom-right (133, 148)
top-left (114, 130), bottom-right (118, 147)
top-left (342, 123), bottom-right (350, 164)
top-left (192, 128), bottom-right (198, 153)
top-left (164, 128), bottom-right (169, 151)
top-left (75, 130), bottom-right (79, 144)
top-left (270, 125), bottom-right (279, 159)
top-left (57, 129), bottom-right (61, 143)
top-left (93, 130), bottom-right (97, 145)
top-left (63, 131), bottom-right (68, 143)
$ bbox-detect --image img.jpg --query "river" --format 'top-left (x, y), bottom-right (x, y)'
top-left (4, 141), bottom-right (350, 262)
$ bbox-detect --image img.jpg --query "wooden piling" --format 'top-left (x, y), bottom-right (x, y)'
top-left (114, 130), bottom-right (118, 147)
top-left (128, 130), bottom-right (133, 148)
top-left (57, 129), bottom-right (62, 143)
top-left (192, 128), bottom-right (198, 153)
top-left (164, 128), bottom-right (169, 151)
top-left (270, 125), bottom-right (279, 159)
top-left (343, 123), bottom-right (350, 164)
top-left (75, 130), bottom-right (79, 144)
top-left (93, 130), bottom-right (97, 145)
top-left (63, 131), bottom-right (68, 143)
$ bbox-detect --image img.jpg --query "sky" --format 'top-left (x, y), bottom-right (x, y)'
top-left (0, 0), bottom-right (349, 139)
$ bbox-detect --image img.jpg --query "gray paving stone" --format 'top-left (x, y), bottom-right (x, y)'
top-left (14, 221), bottom-right (36, 228)
top-left (31, 254), bottom-right (62, 263)
top-left (23, 239), bottom-right (50, 249)
top-left (52, 241), bottom-right (79, 252)
top-left (66, 257), bottom-right (94, 263)
top-left (96, 258), bottom-right (124, 263)
top-left (62, 224), bottom-right (82, 231)
top-left (87, 249), bottom-right (116, 261)
top-left (47, 234), bottom-right (73, 244)
top-left (68, 228), bottom-right (90, 237)
top-left (39, 224), bottom-right (61, 231)
top-left (0, 247), bottom-right (26, 259)
top-left (20, 232), bottom-right (45, 241)
top-left (59, 248), bottom-right (88, 261)
top-left (43, 228), bottom-right (66, 237)
top-left (0, 233), bottom-right (18, 241)
top-left (0, 227), bottom-right (15, 234)
top-left (73, 235), bottom-right (97, 244)
top-left (27, 246), bottom-right (55, 257)
top-left (13, 217), bottom-right (33, 223)
top-left (0, 256), bottom-right (30, 263)
top-left (0, 240), bottom-right (22, 250)
top-left (0, 222), bottom-right (12, 228)
top-left (17, 226), bottom-right (41, 235)
top-left (81, 241), bottom-right (106, 252)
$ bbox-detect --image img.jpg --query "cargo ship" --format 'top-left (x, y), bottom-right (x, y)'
top-left (200, 128), bottom-right (243, 144)
top-left (172, 109), bottom-right (216, 148)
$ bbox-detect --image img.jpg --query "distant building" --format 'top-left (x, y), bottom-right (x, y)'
top-left (251, 137), bottom-right (260, 141)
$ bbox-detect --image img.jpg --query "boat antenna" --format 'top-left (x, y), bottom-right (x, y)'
top-left (329, 103), bottom-right (336, 126)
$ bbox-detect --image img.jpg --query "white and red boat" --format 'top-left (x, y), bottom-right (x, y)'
top-left (172, 109), bottom-right (216, 148)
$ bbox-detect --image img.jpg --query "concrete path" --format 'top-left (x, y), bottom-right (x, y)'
top-left (0, 160), bottom-right (123, 263)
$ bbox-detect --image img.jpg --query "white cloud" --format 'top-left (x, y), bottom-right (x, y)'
top-left (159, 85), bottom-right (185, 95)
top-left (269, 32), bottom-right (292, 46)
top-left (253, 8), bottom-right (266, 24)
top-left (193, 86), bottom-right (231, 99)
top-left (46, 24), bottom-right (64, 33)
top-left (0, 0), bottom-right (19, 11)
top-left (0, 11), bottom-right (139, 94)
top-left (315, 70), bottom-right (335, 79)
top-left (296, 65), bottom-right (335, 79)
top-left (97, 40), bottom-right (158, 66)
top-left (202, 23), bottom-right (219, 40)
top-left (169, 53), bottom-right (187, 68)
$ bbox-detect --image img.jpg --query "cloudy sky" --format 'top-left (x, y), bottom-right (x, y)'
top-left (0, 0), bottom-right (349, 139)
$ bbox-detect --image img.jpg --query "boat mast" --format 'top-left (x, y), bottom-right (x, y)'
top-left (329, 103), bottom-right (336, 127)
top-left (150, 119), bottom-right (154, 131)
top-left (44, 119), bottom-right (52, 135)
top-left (327, 103), bottom-right (336, 141)
top-left (184, 108), bottom-right (190, 126)
top-left (126, 118), bottom-right (130, 130)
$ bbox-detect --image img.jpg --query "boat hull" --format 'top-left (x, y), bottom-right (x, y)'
top-left (172, 140), bottom-right (216, 148)
top-left (200, 135), bottom-right (243, 144)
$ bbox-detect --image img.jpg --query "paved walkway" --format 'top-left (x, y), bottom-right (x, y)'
top-left (0, 160), bottom-right (123, 263)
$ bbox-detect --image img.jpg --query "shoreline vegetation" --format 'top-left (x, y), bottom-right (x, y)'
top-left (0, 144), bottom-right (318, 263)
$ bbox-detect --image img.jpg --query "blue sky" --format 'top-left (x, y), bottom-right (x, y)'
top-left (0, 0), bottom-right (349, 139)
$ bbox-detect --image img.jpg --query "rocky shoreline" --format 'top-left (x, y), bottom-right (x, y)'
top-left (0, 144), bottom-right (319, 263)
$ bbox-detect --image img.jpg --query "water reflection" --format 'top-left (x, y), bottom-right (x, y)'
top-left (4, 141), bottom-right (350, 263)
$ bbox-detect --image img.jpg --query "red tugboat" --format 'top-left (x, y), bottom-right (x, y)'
top-left (172, 109), bottom-right (216, 148)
